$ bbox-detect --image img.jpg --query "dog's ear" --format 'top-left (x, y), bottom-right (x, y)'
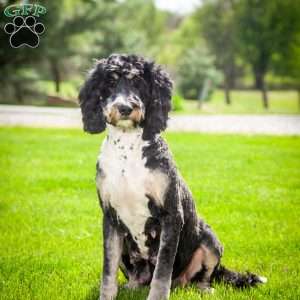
top-left (142, 63), bottom-right (173, 140)
top-left (79, 61), bottom-right (107, 134)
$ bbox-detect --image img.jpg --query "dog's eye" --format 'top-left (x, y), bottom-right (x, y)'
top-left (111, 73), bottom-right (119, 80)
top-left (132, 76), bottom-right (142, 88)
top-left (131, 101), bottom-right (140, 109)
top-left (106, 73), bottom-right (119, 85)
top-left (107, 78), bottom-right (117, 87)
top-left (126, 73), bottom-right (135, 80)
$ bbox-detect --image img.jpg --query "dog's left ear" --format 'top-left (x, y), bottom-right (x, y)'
top-left (143, 63), bottom-right (173, 140)
top-left (78, 62), bottom-right (107, 134)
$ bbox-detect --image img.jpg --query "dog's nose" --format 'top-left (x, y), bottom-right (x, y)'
top-left (117, 104), bottom-right (133, 116)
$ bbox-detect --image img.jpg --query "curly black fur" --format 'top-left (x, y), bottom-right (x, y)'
top-left (79, 62), bottom-right (107, 133)
top-left (79, 54), bottom-right (172, 139)
top-left (212, 265), bottom-right (265, 288)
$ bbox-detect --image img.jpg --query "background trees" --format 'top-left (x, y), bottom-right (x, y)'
top-left (1, 0), bottom-right (300, 109)
top-left (235, 0), bottom-right (300, 108)
top-left (177, 46), bottom-right (222, 100)
top-left (199, 0), bottom-right (238, 105)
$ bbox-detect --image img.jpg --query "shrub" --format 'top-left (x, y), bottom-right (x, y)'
top-left (172, 93), bottom-right (184, 111)
top-left (177, 46), bottom-right (222, 100)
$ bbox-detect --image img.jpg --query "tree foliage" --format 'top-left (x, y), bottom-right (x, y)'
top-left (1, 0), bottom-right (300, 107)
top-left (235, 0), bottom-right (300, 108)
top-left (198, 0), bottom-right (238, 104)
top-left (177, 46), bottom-right (222, 100)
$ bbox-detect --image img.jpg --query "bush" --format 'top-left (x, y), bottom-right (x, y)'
top-left (177, 46), bottom-right (222, 100)
top-left (172, 94), bottom-right (184, 111)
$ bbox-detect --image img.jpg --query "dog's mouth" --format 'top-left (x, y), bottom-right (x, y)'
top-left (116, 119), bottom-right (135, 129)
top-left (104, 106), bottom-right (144, 128)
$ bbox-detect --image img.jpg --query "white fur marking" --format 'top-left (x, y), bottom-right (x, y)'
top-left (97, 125), bottom-right (169, 256)
top-left (258, 276), bottom-right (268, 283)
top-left (114, 94), bottom-right (128, 105)
top-left (112, 72), bottom-right (119, 79)
top-left (116, 119), bottom-right (134, 128)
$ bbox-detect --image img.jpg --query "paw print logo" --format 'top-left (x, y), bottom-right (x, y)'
top-left (4, 16), bottom-right (45, 48)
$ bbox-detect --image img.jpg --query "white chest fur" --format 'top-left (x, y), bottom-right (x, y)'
top-left (96, 125), bottom-right (169, 256)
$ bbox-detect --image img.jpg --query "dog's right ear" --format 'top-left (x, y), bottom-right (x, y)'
top-left (79, 62), bottom-right (107, 134)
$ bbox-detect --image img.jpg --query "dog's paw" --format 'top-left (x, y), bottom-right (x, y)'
top-left (201, 287), bottom-right (215, 294)
top-left (124, 280), bottom-right (140, 289)
top-left (147, 294), bottom-right (169, 300)
top-left (197, 282), bottom-right (215, 294)
top-left (147, 280), bottom-right (170, 300)
top-left (99, 284), bottom-right (118, 300)
top-left (99, 292), bottom-right (117, 300)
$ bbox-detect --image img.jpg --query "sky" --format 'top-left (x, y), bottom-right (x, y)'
top-left (154, 0), bottom-right (201, 14)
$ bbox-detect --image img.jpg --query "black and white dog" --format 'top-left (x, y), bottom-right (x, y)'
top-left (79, 54), bottom-right (266, 300)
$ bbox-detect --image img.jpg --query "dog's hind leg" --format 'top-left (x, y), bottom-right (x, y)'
top-left (195, 245), bottom-right (219, 294)
top-left (172, 246), bottom-right (206, 288)
top-left (172, 245), bottom-right (219, 294)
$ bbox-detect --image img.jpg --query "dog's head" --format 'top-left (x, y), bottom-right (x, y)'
top-left (79, 54), bottom-right (172, 139)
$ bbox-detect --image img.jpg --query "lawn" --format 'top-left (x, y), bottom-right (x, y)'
top-left (174, 90), bottom-right (299, 115)
top-left (6, 80), bottom-right (298, 115)
top-left (0, 127), bottom-right (300, 300)
top-left (38, 80), bottom-right (300, 114)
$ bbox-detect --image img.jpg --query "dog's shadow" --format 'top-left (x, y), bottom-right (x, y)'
top-left (86, 284), bottom-right (149, 300)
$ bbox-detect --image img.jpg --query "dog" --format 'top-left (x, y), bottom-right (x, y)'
top-left (79, 54), bottom-right (267, 300)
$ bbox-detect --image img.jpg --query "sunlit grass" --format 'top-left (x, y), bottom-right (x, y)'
top-left (174, 89), bottom-right (299, 115)
top-left (0, 127), bottom-right (299, 299)
top-left (0, 74), bottom-right (298, 114)
top-left (37, 81), bottom-right (300, 114)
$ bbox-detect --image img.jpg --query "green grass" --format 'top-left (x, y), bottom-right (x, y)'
top-left (4, 78), bottom-right (299, 114)
top-left (38, 80), bottom-right (80, 100)
top-left (0, 127), bottom-right (300, 300)
top-left (173, 90), bottom-right (300, 115)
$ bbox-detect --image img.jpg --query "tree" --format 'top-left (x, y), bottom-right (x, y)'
top-left (156, 13), bottom-right (202, 67)
top-left (235, 0), bottom-right (300, 109)
top-left (271, 2), bottom-right (300, 107)
top-left (117, 0), bottom-right (169, 57)
top-left (177, 46), bottom-right (222, 100)
top-left (198, 0), bottom-right (238, 105)
top-left (0, 0), bottom-right (118, 102)
top-left (39, 0), bottom-right (118, 93)
top-left (272, 39), bottom-right (300, 106)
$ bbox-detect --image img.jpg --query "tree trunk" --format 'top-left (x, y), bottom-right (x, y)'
top-left (50, 60), bottom-right (61, 93)
top-left (226, 61), bottom-right (236, 89)
top-left (224, 79), bottom-right (231, 105)
top-left (255, 70), bottom-right (268, 109)
top-left (14, 82), bottom-right (24, 104)
top-left (255, 72), bottom-right (263, 90)
top-left (261, 78), bottom-right (268, 109)
top-left (198, 78), bottom-right (211, 108)
top-left (198, 96), bottom-right (203, 109)
top-left (298, 89), bottom-right (300, 111)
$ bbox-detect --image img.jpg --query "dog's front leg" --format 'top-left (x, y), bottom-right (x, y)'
top-left (99, 213), bottom-right (123, 300)
top-left (147, 213), bottom-right (183, 300)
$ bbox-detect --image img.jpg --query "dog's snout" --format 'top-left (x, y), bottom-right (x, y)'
top-left (117, 104), bottom-right (133, 116)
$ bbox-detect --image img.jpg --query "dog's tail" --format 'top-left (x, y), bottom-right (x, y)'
top-left (212, 264), bottom-right (267, 288)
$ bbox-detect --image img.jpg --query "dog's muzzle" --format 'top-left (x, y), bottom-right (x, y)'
top-left (103, 94), bottom-right (145, 127)
top-left (117, 104), bottom-right (133, 117)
